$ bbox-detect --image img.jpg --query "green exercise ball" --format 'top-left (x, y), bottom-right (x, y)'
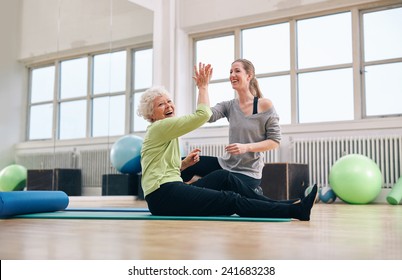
top-left (0, 164), bottom-right (27, 192)
top-left (329, 154), bottom-right (382, 204)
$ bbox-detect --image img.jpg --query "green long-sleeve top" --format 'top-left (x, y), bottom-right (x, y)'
top-left (140, 104), bottom-right (212, 197)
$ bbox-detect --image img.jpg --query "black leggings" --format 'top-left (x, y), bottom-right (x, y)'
top-left (146, 169), bottom-right (294, 218)
top-left (181, 156), bottom-right (261, 189)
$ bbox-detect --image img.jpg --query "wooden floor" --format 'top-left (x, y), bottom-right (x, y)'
top-left (1, 196), bottom-right (401, 260)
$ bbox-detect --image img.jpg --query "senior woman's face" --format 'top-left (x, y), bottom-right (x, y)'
top-left (151, 94), bottom-right (175, 122)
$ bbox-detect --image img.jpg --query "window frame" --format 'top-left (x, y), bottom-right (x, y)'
top-left (91, 49), bottom-right (128, 138)
top-left (28, 64), bottom-right (57, 141)
top-left (26, 44), bottom-right (153, 142)
top-left (131, 47), bottom-right (154, 133)
top-left (360, 5), bottom-right (402, 119)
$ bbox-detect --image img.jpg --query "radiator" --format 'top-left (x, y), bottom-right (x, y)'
top-left (186, 142), bottom-right (279, 163)
top-left (292, 135), bottom-right (402, 189)
top-left (15, 149), bottom-right (119, 193)
top-left (15, 151), bottom-right (75, 169)
top-left (79, 149), bottom-right (118, 190)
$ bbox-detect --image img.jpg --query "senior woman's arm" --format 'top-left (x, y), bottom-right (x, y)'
top-left (145, 63), bottom-right (213, 141)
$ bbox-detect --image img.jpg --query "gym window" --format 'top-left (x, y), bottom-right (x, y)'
top-left (27, 46), bottom-right (153, 141)
top-left (193, 5), bottom-right (402, 126)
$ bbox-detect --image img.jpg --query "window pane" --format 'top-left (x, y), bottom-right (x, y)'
top-left (92, 95), bottom-right (125, 137)
top-left (60, 57), bottom-right (88, 99)
top-left (59, 100), bottom-right (87, 139)
top-left (204, 82), bottom-right (231, 127)
top-left (365, 62), bottom-right (402, 116)
top-left (134, 49), bottom-right (153, 90)
top-left (29, 104), bottom-right (53, 140)
top-left (297, 12), bottom-right (352, 68)
top-left (133, 92), bottom-right (150, 132)
top-left (298, 68), bottom-right (354, 123)
top-left (363, 7), bottom-right (402, 62)
top-left (31, 66), bottom-right (55, 103)
top-left (93, 51), bottom-right (127, 94)
top-left (242, 23), bottom-right (290, 73)
top-left (196, 35), bottom-right (235, 80)
top-left (259, 75), bottom-right (291, 125)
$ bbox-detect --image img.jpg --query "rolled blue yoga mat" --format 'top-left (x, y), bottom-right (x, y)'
top-left (0, 191), bottom-right (69, 218)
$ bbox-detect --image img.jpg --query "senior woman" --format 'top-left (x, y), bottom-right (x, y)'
top-left (137, 63), bottom-right (317, 220)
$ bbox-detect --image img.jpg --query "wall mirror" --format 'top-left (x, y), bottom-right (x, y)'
top-left (14, 0), bottom-right (154, 197)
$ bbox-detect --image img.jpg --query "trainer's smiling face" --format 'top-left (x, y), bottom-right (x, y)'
top-left (230, 61), bottom-right (251, 91)
top-left (151, 94), bottom-right (175, 122)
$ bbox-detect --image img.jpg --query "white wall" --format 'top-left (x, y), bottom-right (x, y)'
top-left (0, 0), bottom-right (25, 170)
top-left (19, 0), bottom-right (153, 61)
top-left (178, 0), bottom-right (380, 31)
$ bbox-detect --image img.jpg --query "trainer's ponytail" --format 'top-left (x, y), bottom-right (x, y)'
top-left (250, 77), bottom-right (263, 98)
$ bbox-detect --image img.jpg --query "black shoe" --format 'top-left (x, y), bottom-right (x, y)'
top-left (298, 184), bottom-right (318, 221)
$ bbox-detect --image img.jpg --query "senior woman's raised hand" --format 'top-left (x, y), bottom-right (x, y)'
top-left (193, 62), bottom-right (213, 89)
top-left (193, 62), bottom-right (213, 107)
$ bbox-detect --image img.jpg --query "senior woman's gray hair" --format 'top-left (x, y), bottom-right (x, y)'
top-left (137, 86), bottom-right (171, 122)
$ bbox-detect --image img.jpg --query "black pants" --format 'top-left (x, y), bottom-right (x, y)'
top-left (181, 156), bottom-right (261, 189)
top-left (146, 169), bottom-right (293, 218)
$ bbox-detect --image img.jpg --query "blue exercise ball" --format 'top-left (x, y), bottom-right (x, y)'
top-left (319, 186), bottom-right (337, 204)
top-left (110, 135), bottom-right (143, 174)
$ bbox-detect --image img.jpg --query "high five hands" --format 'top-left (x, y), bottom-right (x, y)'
top-left (193, 62), bottom-right (213, 88)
